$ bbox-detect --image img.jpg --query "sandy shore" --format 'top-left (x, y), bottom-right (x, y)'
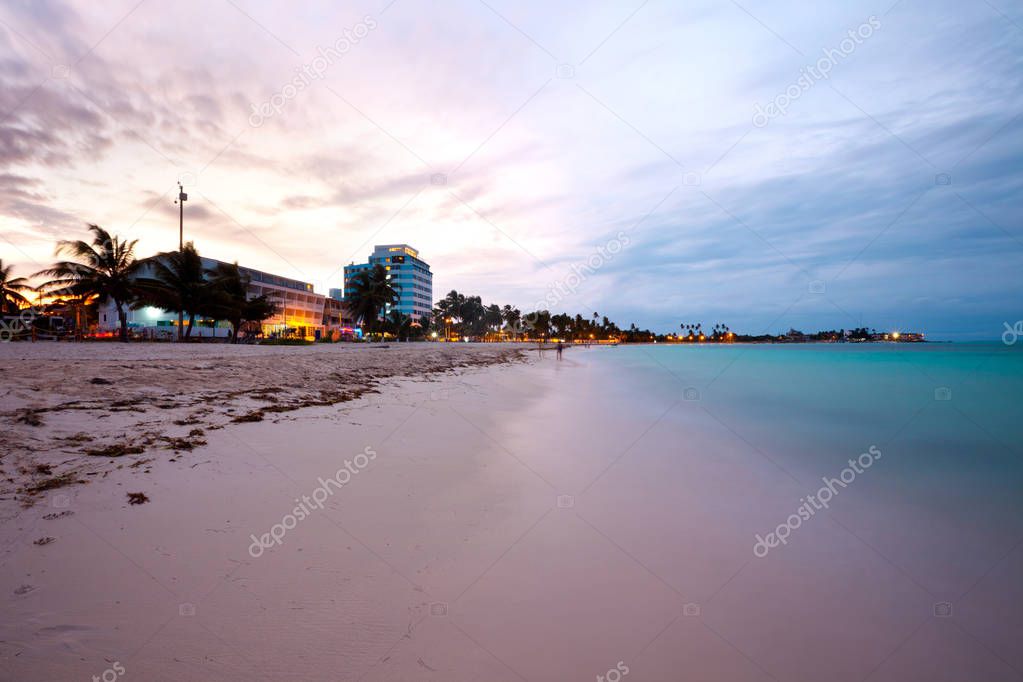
top-left (0, 342), bottom-right (524, 516)
top-left (3, 342), bottom-right (1018, 681)
top-left (1, 342), bottom-right (556, 681)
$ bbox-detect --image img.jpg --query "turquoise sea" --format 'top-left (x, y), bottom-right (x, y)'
top-left (489, 342), bottom-right (1023, 680)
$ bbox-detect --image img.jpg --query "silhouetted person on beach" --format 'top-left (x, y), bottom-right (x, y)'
top-left (556, 342), bottom-right (564, 360)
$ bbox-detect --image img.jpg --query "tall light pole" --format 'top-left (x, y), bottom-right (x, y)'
top-left (175, 182), bottom-right (187, 341)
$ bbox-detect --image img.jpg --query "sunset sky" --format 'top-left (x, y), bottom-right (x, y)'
top-left (1, 0), bottom-right (1021, 339)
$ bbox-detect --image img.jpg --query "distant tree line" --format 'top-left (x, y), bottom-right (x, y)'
top-left (430, 290), bottom-right (661, 342)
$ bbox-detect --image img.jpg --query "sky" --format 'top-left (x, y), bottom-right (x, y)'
top-left (1, 0), bottom-right (1021, 340)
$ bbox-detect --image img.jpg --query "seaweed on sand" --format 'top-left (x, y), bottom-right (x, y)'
top-left (86, 443), bottom-right (145, 458)
top-left (24, 473), bottom-right (79, 495)
top-left (127, 492), bottom-right (149, 505)
top-left (16, 409), bottom-right (43, 426)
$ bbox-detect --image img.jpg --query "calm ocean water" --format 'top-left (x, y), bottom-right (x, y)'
top-left (489, 342), bottom-right (1023, 680)
top-left (599, 342), bottom-right (1023, 475)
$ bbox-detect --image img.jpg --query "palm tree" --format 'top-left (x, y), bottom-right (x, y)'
top-left (386, 309), bottom-right (412, 341)
top-left (135, 242), bottom-right (206, 340)
top-left (241, 293), bottom-right (277, 340)
top-left (551, 313), bottom-right (571, 338)
top-left (205, 262), bottom-right (248, 341)
top-left (203, 262), bottom-right (276, 343)
top-left (502, 305), bottom-right (521, 339)
top-left (345, 264), bottom-right (399, 334)
top-left (485, 304), bottom-right (503, 337)
top-left (527, 310), bottom-right (551, 340)
top-left (36, 225), bottom-right (142, 342)
top-left (439, 290), bottom-right (465, 319)
top-left (459, 296), bottom-right (485, 338)
top-left (416, 313), bottom-right (432, 339)
top-left (0, 260), bottom-right (33, 314)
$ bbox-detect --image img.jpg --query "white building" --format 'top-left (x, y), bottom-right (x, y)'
top-left (97, 257), bottom-right (334, 339)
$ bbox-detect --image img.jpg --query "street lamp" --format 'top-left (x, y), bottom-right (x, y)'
top-left (174, 182), bottom-right (187, 341)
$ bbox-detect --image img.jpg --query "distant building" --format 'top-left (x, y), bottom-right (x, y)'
top-left (880, 331), bottom-right (925, 342)
top-left (343, 244), bottom-right (432, 321)
top-left (97, 257), bottom-right (348, 339)
top-left (328, 288), bottom-right (344, 302)
top-left (322, 297), bottom-right (354, 335)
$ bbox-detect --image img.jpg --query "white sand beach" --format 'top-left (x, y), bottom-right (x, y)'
top-left (0, 342), bottom-right (524, 516)
top-left (1, 342), bottom-right (561, 681)
top-left (2, 343), bottom-right (1020, 681)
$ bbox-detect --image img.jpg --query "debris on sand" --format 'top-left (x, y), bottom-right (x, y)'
top-left (24, 473), bottom-right (79, 495)
top-left (85, 443), bottom-right (145, 458)
top-left (161, 436), bottom-right (207, 451)
top-left (2, 344), bottom-right (525, 504)
top-left (15, 409), bottom-right (43, 426)
top-left (33, 537), bottom-right (55, 546)
top-left (42, 510), bottom-right (74, 520)
top-left (127, 492), bottom-right (149, 505)
top-left (57, 433), bottom-right (94, 444)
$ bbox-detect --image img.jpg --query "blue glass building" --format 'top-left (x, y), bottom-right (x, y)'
top-left (343, 244), bottom-right (433, 321)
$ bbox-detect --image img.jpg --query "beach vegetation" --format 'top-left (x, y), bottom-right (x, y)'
top-left (134, 242), bottom-right (207, 340)
top-left (35, 225), bottom-right (142, 342)
top-left (346, 264), bottom-right (399, 334)
top-left (126, 492), bottom-right (150, 505)
top-left (385, 309), bottom-right (413, 341)
top-left (24, 472), bottom-right (79, 495)
top-left (204, 261), bottom-right (278, 343)
top-left (0, 259), bottom-right (34, 313)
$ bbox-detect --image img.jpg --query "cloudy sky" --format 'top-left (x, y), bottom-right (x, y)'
top-left (1, 0), bottom-right (1021, 339)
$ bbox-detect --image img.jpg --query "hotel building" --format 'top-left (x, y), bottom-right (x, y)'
top-left (343, 244), bottom-right (432, 321)
top-left (97, 257), bottom-right (347, 339)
